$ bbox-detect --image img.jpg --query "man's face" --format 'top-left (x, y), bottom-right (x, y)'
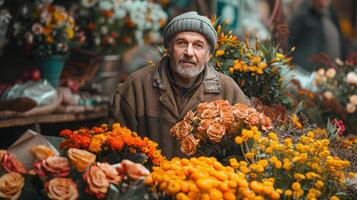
top-left (168, 32), bottom-right (211, 79)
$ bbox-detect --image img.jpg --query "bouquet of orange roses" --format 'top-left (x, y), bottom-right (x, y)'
top-left (0, 146), bottom-right (150, 200)
top-left (59, 123), bottom-right (165, 169)
top-left (170, 100), bottom-right (273, 161)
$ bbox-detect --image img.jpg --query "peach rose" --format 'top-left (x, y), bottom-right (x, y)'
top-left (261, 116), bottom-right (273, 131)
top-left (206, 122), bottom-right (226, 143)
top-left (323, 91), bottom-right (335, 100)
top-left (196, 102), bottom-right (215, 113)
top-left (317, 68), bottom-right (325, 76)
top-left (245, 112), bottom-right (262, 126)
top-left (45, 178), bottom-right (78, 200)
top-left (325, 68), bottom-right (336, 79)
top-left (1, 152), bottom-right (27, 174)
top-left (197, 119), bottom-right (215, 133)
top-left (214, 100), bottom-right (230, 109)
top-left (346, 72), bottom-right (357, 85)
top-left (232, 103), bottom-right (250, 119)
top-left (117, 160), bottom-right (150, 180)
top-left (200, 107), bottom-right (220, 119)
top-left (170, 121), bottom-right (192, 139)
top-left (346, 103), bottom-right (356, 113)
top-left (97, 162), bottom-right (120, 184)
top-left (219, 107), bottom-right (234, 127)
top-left (83, 165), bottom-right (109, 198)
top-left (33, 156), bottom-right (71, 177)
top-left (67, 148), bottom-right (96, 172)
top-left (31, 145), bottom-right (57, 160)
top-left (180, 135), bottom-right (199, 156)
top-left (349, 94), bottom-right (357, 105)
top-left (183, 110), bottom-right (196, 123)
top-left (0, 172), bottom-right (24, 200)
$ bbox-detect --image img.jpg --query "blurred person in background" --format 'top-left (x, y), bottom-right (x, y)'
top-left (288, 0), bottom-right (347, 72)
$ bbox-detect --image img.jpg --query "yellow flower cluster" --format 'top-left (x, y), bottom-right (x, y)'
top-left (228, 56), bottom-right (268, 75)
top-left (232, 127), bottom-right (353, 200)
top-left (147, 156), bottom-right (284, 200)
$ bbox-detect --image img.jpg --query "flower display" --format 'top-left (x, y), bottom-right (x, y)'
top-left (170, 100), bottom-right (273, 160)
top-left (59, 123), bottom-right (165, 168)
top-left (76, 0), bottom-right (167, 55)
top-left (211, 18), bottom-right (292, 106)
top-left (0, 147), bottom-right (150, 199)
top-left (13, 2), bottom-right (82, 57)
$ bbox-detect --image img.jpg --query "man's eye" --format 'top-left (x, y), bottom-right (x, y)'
top-left (177, 41), bottom-right (186, 46)
top-left (195, 44), bottom-right (203, 49)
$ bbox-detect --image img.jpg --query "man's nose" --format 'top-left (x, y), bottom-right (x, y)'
top-left (184, 44), bottom-right (194, 56)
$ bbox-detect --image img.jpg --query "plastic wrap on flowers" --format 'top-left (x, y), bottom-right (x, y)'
top-left (59, 123), bottom-right (165, 169)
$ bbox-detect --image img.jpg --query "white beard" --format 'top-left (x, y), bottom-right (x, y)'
top-left (174, 63), bottom-right (205, 79)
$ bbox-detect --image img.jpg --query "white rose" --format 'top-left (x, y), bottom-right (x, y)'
top-left (326, 68), bottom-right (336, 79)
top-left (317, 68), bottom-right (325, 76)
top-left (349, 95), bottom-right (357, 105)
top-left (323, 91), bottom-right (334, 100)
top-left (346, 72), bottom-right (357, 85)
top-left (346, 103), bottom-right (356, 113)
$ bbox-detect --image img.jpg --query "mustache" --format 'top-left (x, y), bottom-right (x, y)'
top-left (179, 59), bottom-right (196, 65)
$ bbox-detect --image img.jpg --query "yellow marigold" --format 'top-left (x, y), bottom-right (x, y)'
top-left (235, 136), bottom-right (243, 144)
top-left (294, 173), bottom-right (306, 180)
top-left (291, 182), bottom-right (301, 191)
top-left (284, 189), bottom-right (292, 196)
top-left (229, 67), bottom-right (234, 74)
top-left (314, 180), bottom-right (324, 189)
top-left (330, 196), bottom-right (340, 200)
top-left (268, 132), bottom-right (278, 140)
top-left (215, 50), bottom-right (225, 57)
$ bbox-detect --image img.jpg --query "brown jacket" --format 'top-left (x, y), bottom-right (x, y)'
top-left (109, 57), bottom-right (250, 158)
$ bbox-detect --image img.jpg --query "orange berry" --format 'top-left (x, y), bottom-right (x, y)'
top-left (210, 188), bottom-right (223, 199)
top-left (192, 171), bottom-right (208, 181)
top-left (196, 179), bottom-right (214, 192)
top-left (250, 181), bottom-right (263, 193)
top-left (228, 180), bottom-right (237, 188)
top-left (218, 182), bottom-right (230, 192)
top-left (180, 181), bottom-right (190, 193)
top-left (200, 193), bottom-right (211, 200)
top-left (270, 191), bottom-right (280, 199)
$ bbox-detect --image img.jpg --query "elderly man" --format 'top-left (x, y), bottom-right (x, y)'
top-left (109, 11), bottom-right (250, 158)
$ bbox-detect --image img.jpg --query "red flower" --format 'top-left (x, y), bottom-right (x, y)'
top-left (331, 119), bottom-right (346, 137)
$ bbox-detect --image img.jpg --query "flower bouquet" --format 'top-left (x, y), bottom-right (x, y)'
top-left (210, 18), bottom-right (292, 106)
top-left (76, 0), bottom-right (167, 55)
top-left (0, 146), bottom-right (150, 200)
top-left (170, 100), bottom-right (273, 161)
top-left (59, 123), bottom-right (165, 169)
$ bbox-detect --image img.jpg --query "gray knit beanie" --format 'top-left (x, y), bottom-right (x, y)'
top-left (162, 11), bottom-right (217, 52)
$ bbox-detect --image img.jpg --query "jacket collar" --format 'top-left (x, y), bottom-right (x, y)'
top-left (152, 56), bottom-right (221, 93)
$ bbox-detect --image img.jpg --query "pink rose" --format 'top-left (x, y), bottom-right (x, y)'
top-left (117, 160), bottom-right (150, 180)
top-left (33, 156), bottom-right (71, 177)
top-left (83, 165), bottom-right (109, 199)
top-left (180, 135), bottom-right (199, 156)
top-left (0, 172), bottom-right (24, 200)
top-left (97, 162), bottom-right (121, 185)
top-left (206, 122), bottom-right (226, 143)
top-left (45, 178), bottom-right (78, 200)
top-left (1, 152), bottom-right (27, 174)
top-left (170, 121), bottom-right (192, 139)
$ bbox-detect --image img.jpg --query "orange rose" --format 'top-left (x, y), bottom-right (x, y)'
top-left (33, 156), bottom-right (71, 177)
top-left (180, 135), bottom-right (199, 156)
top-left (214, 100), bottom-right (230, 109)
top-left (170, 121), bottom-right (192, 139)
top-left (200, 107), bottom-right (220, 119)
top-left (219, 107), bottom-right (235, 127)
top-left (67, 148), bottom-right (96, 172)
top-left (206, 122), bottom-right (226, 143)
top-left (197, 102), bottom-right (215, 113)
top-left (197, 119), bottom-right (215, 133)
top-left (45, 178), bottom-right (78, 200)
top-left (1, 152), bottom-right (27, 174)
top-left (0, 172), bottom-right (24, 200)
top-left (261, 116), bottom-right (273, 131)
top-left (245, 112), bottom-right (262, 126)
top-left (31, 145), bottom-right (57, 160)
top-left (97, 162), bottom-right (121, 184)
top-left (83, 165), bottom-right (109, 198)
top-left (118, 160), bottom-right (150, 180)
top-left (183, 110), bottom-right (196, 123)
top-left (232, 103), bottom-right (250, 119)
